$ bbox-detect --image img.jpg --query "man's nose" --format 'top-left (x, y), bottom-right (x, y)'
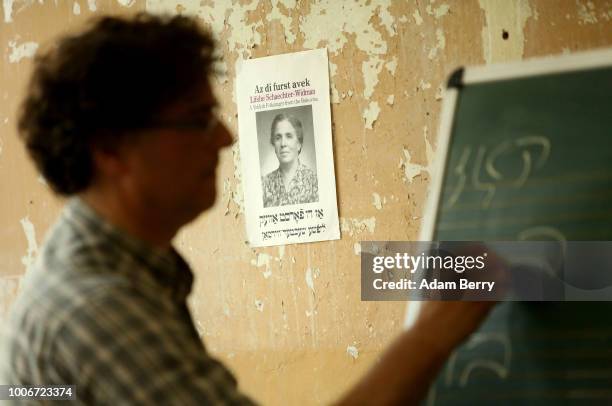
top-left (215, 122), bottom-right (234, 149)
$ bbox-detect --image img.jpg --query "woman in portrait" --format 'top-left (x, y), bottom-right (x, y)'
top-left (262, 113), bottom-right (318, 208)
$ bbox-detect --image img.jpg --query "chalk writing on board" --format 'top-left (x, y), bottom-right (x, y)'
top-left (446, 146), bottom-right (471, 208)
top-left (486, 135), bottom-right (550, 184)
top-left (445, 135), bottom-right (551, 209)
top-left (472, 146), bottom-right (496, 208)
top-left (517, 226), bottom-right (568, 280)
top-left (443, 332), bottom-right (512, 387)
top-left (517, 225), bottom-right (566, 242)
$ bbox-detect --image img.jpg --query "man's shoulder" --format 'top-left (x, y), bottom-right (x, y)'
top-left (7, 258), bottom-right (134, 336)
top-left (6, 210), bottom-right (138, 342)
top-left (17, 223), bottom-right (129, 310)
top-left (0, 260), bottom-right (136, 384)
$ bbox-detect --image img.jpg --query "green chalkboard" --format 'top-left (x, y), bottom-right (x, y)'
top-left (426, 51), bottom-right (612, 405)
top-left (436, 66), bottom-right (612, 241)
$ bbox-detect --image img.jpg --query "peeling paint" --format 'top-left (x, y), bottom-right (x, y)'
top-left (435, 85), bottom-right (443, 100)
top-left (3, 0), bottom-right (11, 22)
top-left (255, 299), bottom-right (264, 312)
top-left (385, 56), bottom-right (398, 75)
top-left (400, 149), bottom-right (424, 183)
top-left (116, 0), bottom-right (135, 7)
top-left (340, 217), bottom-right (376, 236)
top-left (268, 0), bottom-right (297, 44)
top-left (87, 0), bottom-right (96, 12)
top-left (427, 28), bottom-right (446, 60)
top-left (72, 2), bottom-right (80, 15)
top-left (300, 0), bottom-right (394, 117)
top-left (224, 1), bottom-right (263, 57)
top-left (372, 193), bottom-right (383, 210)
top-left (378, 5), bottom-right (396, 37)
top-left (576, 0), bottom-right (598, 24)
top-left (20, 216), bottom-right (38, 273)
top-left (386, 94), bottom-right (394, 105)
top-left (254, 253), bottom-right (272, 278)
top-left (8, 39), bottom-right (39, 63)
top-left (419, 79), bottom-right (432, 90)
top-left (353, 242), bottom-right (362, 256)
top-left (400, 128), bottom-right (434, 184)
top-left (1, 0), bottom-right (28, 23)
top-left (346, 345), bottom-right (359, 359)
top-left (329, 61), bottom-right (341, 104)
top-left (413, 9), bottom-right (423, 25)
top-left (331, 86), bottom-right (341, 104)
top-left (479, 0), bottom-right (532, 63)
top-left (305, 267), bottom-right (316, 293)
top-left (250, 248), bottom-right (286, 278)
top-left (426, 3), bottom-right (450, 19)
top-left (278, 245), bottom-right (285, 260)
top-left (230, 143), bottom-right (244, 214)
top-left (37, 175), bottom-right (47, 185)
top-left (146, 0), bottom-right (263, 58)
top-left (363, 101), bottom-right (380, 130)
top-left (436, 4), bottom-right (451, 18)
top-left (362, 55), bottom-right (384, 99)
top-left (301, 1), bottom-right (393, 55)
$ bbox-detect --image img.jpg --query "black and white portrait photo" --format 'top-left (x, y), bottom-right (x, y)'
top-left (237, 48), bottom-right (339, 246)
top-left (256, 105), bottom-right (319, 208)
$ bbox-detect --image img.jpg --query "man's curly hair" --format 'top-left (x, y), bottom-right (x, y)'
top-left (18, 13), bottom-right (216, 195)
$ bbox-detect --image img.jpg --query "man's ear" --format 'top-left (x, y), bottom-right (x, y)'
top-left (90, 140), bottom-right (130, 179)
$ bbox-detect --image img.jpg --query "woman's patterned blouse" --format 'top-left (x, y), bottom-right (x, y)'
top-left (262, 161), bottom-right (318, 208)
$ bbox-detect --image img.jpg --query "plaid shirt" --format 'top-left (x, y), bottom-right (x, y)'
top-left (0, 198), bottom-right (256, 405)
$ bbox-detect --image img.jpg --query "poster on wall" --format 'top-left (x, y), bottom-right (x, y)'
top-left (236, 48), bottom-right (340, 247)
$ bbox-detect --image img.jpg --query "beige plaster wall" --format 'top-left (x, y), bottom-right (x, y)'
top-left (1, 1), bottom-right (611, 404)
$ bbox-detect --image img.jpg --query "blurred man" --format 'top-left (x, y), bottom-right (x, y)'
top-left (0, 13), bottom-right (492, 405)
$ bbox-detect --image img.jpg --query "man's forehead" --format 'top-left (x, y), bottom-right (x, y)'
top-left (163, 81), bottom-right (217, 116)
